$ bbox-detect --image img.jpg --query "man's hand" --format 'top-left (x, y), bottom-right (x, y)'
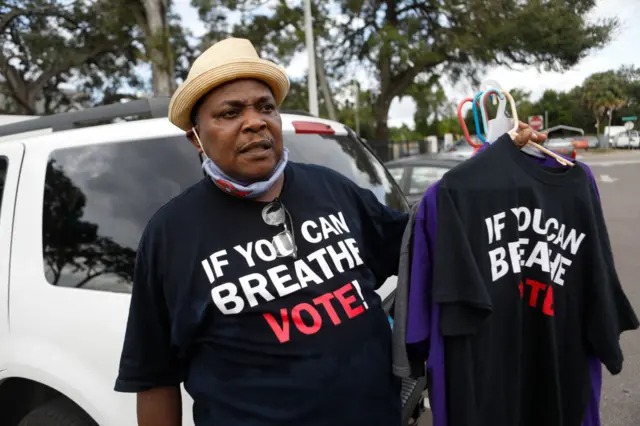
top-left (513, 120), bottom-right (548, 149)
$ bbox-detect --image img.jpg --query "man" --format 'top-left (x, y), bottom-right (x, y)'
top-left (114, 37), bottom-right (544, 426)
top-left (115, 37), bottom-right (407, 426)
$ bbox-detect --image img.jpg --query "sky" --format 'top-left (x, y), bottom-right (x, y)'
top-left (173, 0), bottom-right (640, 128)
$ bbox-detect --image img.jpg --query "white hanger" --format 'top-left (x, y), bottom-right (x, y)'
top-left (480, 82), bottom-right (543, 158)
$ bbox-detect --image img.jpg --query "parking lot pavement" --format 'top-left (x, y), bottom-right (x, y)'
top-left (416, 151), bottom-right (640, 426)
top-left (588, 159), bottom-right (640, 426)
top-left (579, 148), bottom-right (640, 163)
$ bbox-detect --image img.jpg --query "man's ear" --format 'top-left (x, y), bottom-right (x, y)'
top-left (185, 128), bottom-right (203, 153)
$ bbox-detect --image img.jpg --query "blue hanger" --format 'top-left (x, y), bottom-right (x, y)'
top-left (472, 91), bottom-right (486, 143)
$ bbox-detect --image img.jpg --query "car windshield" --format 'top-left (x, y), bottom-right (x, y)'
top-left (284, 133), bottom-right (408, 212)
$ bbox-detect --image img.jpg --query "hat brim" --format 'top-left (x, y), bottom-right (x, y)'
top-left (168, 58), bottom-right (290, 131)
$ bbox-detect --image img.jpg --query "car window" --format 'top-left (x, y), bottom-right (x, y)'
top-left (409, 166), bottom-right (449, 194)
top-left (387, 167), bottom-right (405, 185)
top-left (42, 130), bottom-right (407, 294)
top-left (284, 133), bottom-right (407, 210)
top-left (42, 135), bottom-right (203, 293)
top-left (0, 156), bottom-right (7, 215)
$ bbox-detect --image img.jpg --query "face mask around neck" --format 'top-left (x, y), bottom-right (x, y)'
top-left (192, 127), bottom-right (289, 199)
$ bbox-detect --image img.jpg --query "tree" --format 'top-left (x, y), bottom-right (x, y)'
top-left (433, 64), bottom-right (640, 143)
top-left (280, 76), bottom-right (345, 122)
top-left (614, 65), bottom-right (640, 122)
top-left (533, 89), bottom-right (581, 129)
top-left (581, 71), bottom-right (627, 137)
top-left (327, 0), bottom-right (617, 140)
top-left (42, 160), bottom-right (135, 289)
top-left (215, 0), bottom-right (343, 120)
top-left (0, 0), bottom-right (143, 114)
top-left (280, 78), bottom-right (312, 112)
top-left (508, 88), bottom-right (535, 123)
top-left (338, 87), bottom-right (378, 140)
top-left (408, 76), bottom-right (448, 137)
top-left (129, 0), bottom-right (173, 96)
top-left (122, 0), bottom-right (198, 96)
top-left (217, 0), bottom-right (616, 140)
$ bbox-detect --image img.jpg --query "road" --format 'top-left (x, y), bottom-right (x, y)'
top-left (417, 149), bottom-right (640, 426)
top-left (586, 150), bottom-right (640, 426)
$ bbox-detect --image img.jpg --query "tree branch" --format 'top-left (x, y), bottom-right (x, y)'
top-left (388, 57), bottom-right (443, 101)
top-left (0, 8), bottom-right (22, 33)
top-left (0, 54), bottom-right (32, 112)
top-left (75, 271), bottom-right (105, 288)
top-left (0, 5), bottom-right (80, 33)
top-left (31, 44), bottom-right (115, 101)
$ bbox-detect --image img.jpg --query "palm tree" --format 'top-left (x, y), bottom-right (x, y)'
top-left (581, 71), bottom-right (627, 141)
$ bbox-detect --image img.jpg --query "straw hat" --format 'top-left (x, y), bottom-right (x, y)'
top-left (168, 37), bottom-right (290, 131)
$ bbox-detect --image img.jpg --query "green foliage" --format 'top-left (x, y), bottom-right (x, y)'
top-left (0, 0), bottom-right (201, 113)
top-left (199, 0), bottom-right (616, 140)
top-left (615, 66), bottom-right (640, 120)
top-left (443, 68), bottom-right (638, 143)
top-left (581, 70), bottom-right (628, 134)
top-left (0, 0), bottom-right (630, 146)
top-left (0, 0), bottom-right (143, 113)
top-left (328, 0), bottom-right (616, 139)
top-left (388, 125), bottom-right (422, 142)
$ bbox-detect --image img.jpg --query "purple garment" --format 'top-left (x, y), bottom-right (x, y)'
top-left (407, 182), bottom-right (446, 426)
top-left (406, 146), bottom-right (603, 426)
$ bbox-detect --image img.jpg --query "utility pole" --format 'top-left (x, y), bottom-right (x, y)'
top-left (354, 81), bottom-right (360, 135)
top-left (303, 0), bottom-right (319, 116)
top-left (544, 110), bottom-right (549, 130)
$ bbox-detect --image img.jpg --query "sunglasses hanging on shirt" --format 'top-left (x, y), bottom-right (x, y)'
top-left (261, 199), bottom-right (297, 258)
top-left (457, 82), bottom-right (574, 167)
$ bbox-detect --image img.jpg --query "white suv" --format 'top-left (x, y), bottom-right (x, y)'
top-left (0, 99), bottom-right (422, 426)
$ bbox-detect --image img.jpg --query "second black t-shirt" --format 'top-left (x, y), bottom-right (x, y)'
top-left (433, 134), bottom-right (639, 426)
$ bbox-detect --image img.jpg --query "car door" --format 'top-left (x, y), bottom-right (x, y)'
top-left (9, 130), bottom-right (201, 426)
top-left (0, 142), bottom-right (24, 337)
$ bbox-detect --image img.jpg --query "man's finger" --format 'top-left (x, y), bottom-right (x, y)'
top-left (535, 131), bottom-right (547, 143)
top-left (517, 120), bottom-right (530, 130)
top-left (515, 128), bottom-right (532, 141)
top-left (514, 128), bottom-right (533, 148)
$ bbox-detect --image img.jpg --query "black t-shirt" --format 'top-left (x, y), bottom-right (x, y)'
top-left (432, 134), bottom-right (639, 426)
top-left (114, 162), bottom-right (408, 426)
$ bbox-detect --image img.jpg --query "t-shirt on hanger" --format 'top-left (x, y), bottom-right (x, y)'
top-left (394, 134), bottom-right (639, 426)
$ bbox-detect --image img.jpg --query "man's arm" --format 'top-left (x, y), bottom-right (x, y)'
top-left (352, 184), bottom-right (409, 284)
top-left (137, 386), bottom-right (182, 426)
top-left (115, 229), bottom-right (184, 422)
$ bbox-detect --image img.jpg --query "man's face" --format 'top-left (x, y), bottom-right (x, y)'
top-left (189, 79), bottom-right (283, 182)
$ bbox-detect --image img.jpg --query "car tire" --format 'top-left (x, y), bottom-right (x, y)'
top-left (18, 397), bottom-right (97, 426)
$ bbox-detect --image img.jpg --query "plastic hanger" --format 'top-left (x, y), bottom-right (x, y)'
top-left (479, 79), bottom-right (518, 146)
top-left (471, 88), bottom-right (505, 143)
top-left (500, 89), bottom-right (574, 167)
top-left (472, 92), bottom-right (487, 143)
top-left (480, 79), bottom-right (506, 115)
top-left (480, 88), bottom-right (505, 137)
top-left (457, 98), bottom-right (483, 149)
